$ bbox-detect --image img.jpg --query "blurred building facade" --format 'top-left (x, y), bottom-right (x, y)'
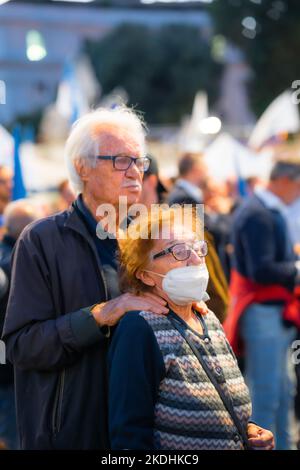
top-left (0, 1), bottom-right (211, 125)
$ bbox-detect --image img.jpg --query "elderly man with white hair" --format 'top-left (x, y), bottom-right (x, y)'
top-left (2, 107), bottom-right (170, 450)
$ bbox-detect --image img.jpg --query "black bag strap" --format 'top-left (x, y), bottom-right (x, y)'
top-left (168, 312), bottom-right (250, 450)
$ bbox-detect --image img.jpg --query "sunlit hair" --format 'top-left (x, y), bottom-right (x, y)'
top-left (64, 105), bottom-right (147, 193)
top-left (118, 206), bottom-right (203, 295)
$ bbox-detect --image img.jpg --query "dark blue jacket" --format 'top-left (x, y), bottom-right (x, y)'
top-left (2, 203), bottom-right (112, 449)
top-left (232, 195), bottom-right (297, 291)
top-left (0, 235), bottom-right (16, 386)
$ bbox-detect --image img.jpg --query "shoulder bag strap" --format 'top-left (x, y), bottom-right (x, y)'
top-left (168, 313), bottom-right (251, 450)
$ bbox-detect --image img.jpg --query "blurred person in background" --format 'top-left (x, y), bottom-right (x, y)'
top-left (284, 168), bottom-right (300, 449)
top-left (0, 166), bottom-right (13, 228)
top-left (244, 176), bottom-right (265, 197)
top-left (225, 159), bottom-right (300, 449)
top-left (202, 178), bottom-right (235, 281)
top-left (168, 153), bottom-right (207, 208)
top-left (167, 153), bottom-right (229, 324)
top-left (57, 179), bottom-right (76, 212)
top-left (138, 155), bottom-right (167, 208)
top-left (0, 200), bottom-right (38, 450)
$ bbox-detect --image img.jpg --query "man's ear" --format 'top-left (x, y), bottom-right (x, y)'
top-left (74, 159), bottom-right (91, 183)
top-left (136, 269), bottom-right (155, 287)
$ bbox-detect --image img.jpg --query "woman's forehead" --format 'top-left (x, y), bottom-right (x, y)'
top-left (153, 225), bottom-right (198, 250)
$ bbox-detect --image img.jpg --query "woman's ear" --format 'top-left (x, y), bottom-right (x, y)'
top-left (136, 269), bottom-right (156, 287)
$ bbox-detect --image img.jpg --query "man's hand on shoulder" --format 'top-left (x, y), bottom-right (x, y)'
top-left (91, 292), bottom-right (169, 327)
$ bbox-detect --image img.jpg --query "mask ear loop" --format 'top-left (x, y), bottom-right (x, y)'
top-left (142, 270), bottom-right (168, 301)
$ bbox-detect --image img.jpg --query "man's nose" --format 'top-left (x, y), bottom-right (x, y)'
top-left (125, 160), bottom-right (142, 179)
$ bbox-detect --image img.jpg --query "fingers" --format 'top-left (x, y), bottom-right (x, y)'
top-left (247, 425), bottom-right (274, 451)
top-left (139, 300), bottom-right (169, 315)
top-left (248, 437), bottom-right (275, 450)
top-left (142, 292), bottom-right (168, 306)
top-left (125, 294), bottom-right (169, 315)
top-left (251, 445), bottom-right (274, 451)
top-left (247, 424), bottom-right (273, 439)
top-left (192, 301), bottom-right (209, 315)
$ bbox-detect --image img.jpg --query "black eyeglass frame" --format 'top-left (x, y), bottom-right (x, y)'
top-left (152, 240), bottom-right (208, 262)
top-left (96, 155), bottom-right (151, 172)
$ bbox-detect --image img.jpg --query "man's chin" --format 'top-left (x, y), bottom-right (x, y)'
top-left (121, 189), bottom-right (141, 204)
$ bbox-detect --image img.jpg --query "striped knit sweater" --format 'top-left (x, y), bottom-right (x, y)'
top-left (108, 309), bottom-right (252, 450)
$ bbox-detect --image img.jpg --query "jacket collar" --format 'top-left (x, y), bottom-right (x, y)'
top-left (254, 187), bottom-right (287, 216)
top-left (64, 203), bottom-right (90, 236)
top-left (63, 201), bottom-right (109, 300)
top-left (175, 178), bottom-right (203, 203)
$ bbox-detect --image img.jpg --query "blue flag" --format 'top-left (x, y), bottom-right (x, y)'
top-left (12, 125), bottom-right (27, 201)
top-left (233, 151), bottom-right (248, 198)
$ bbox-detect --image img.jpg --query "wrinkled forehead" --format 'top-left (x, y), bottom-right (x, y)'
top-left (91, 123), bottom-right (143, 156)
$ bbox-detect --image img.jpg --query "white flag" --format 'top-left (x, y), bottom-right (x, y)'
top-left (204, 132), bottom-right (272, 181)
top-left (178, 91), bottom-right (208, 152)
top-left (0, 125), bottom-right (13, 168)
top-left (248, 90), bottom-right (300, 149)
top-left (191, 91), bottom-right (208, 126)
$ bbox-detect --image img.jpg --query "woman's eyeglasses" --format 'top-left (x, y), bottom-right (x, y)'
top-left (152, 240), bottom-right (208, 262)
top-left (96, 155), bottom-right (151, 172)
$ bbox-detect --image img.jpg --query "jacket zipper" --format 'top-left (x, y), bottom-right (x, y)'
top-left (52, 369), bottom-right (65, 436)
top-left (71, 204), bottom-right (109, 301)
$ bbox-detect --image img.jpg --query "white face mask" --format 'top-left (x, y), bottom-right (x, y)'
top-left (144, 264), bottom-right (209, 306)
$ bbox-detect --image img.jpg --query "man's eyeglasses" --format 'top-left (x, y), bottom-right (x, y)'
top-left (152, 240), bottom-right (208, 262)
top-left (96, 155), bottom-right (151, 172)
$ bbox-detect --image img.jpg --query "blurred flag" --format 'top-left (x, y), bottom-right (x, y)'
top-left (56, 62), bottom-right (89, 124)
top-left (191, 91), bottom-right (208, 126)
top-left (233, 151), bottom-right (248, 198)
top-left (0, 125), bottom-right (13, 167)
top-left (12, 126), bottom-right (27, 201)
top-left (22, 124), bottom-right (35, 143)
top-left (248, 90), bottom-right (300, 150)
top-left (179, 91), bottom-right (208, 152)
top-left (204, 132), bottom-right (272, 183)
top-left (76, 55), bottom-right (100, 108)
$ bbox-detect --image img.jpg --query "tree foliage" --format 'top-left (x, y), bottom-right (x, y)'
top-left (209, 0), bottom-right (300, 116)
top-left (85, 23), bottom-right (221, 123)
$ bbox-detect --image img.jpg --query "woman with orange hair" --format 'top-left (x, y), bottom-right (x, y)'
top-left (108, 207), bottom-right (274, 450)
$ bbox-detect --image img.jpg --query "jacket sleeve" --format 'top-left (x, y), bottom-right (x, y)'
top-left (108, 312), bottom-right (165, 450)
top-left (2, 229), bottom-right (106, 372)
top-left (240, 213), bottom-right (297, 289)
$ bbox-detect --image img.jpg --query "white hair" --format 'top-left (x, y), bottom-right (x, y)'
top-left (64, 106), bottom-right (147, 194)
